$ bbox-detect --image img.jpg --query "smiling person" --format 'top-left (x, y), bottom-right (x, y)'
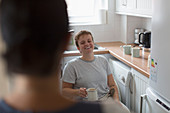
top-left (62, 30), bottom-right (120, 102)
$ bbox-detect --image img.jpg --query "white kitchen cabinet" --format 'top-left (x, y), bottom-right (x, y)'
top-left (136, 0), bottom-right (152, 16)
top-left (116, 0), bottom-right (136, 13)
top-left (116, 0), bottom-right (127, 12)
top-left (116, 0), bottom-right (152, 18)
top-left (109, 59), bottom-right (149, 113)
top-left (131, 68), bottom-right (149, 113)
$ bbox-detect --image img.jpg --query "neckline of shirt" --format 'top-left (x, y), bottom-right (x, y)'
top-left (79, 56), bottom-right (96, 63)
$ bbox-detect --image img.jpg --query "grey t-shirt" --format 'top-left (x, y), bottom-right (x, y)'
top-left (62, 55), bottom-right (112, 99)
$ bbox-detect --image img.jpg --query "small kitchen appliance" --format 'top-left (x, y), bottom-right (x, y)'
top-left (134, 28), bottom-right (145, 44)
top-left (139, 31), bottom-right (151, 48)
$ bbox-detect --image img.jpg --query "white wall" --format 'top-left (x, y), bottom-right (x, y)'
top-left (126, 16), bottom-right (152, 44)
top-left (119, 15), bottom-right (152, 44)
top-left (70, 0), bottom-right (122, 43)
top-left (70, 0), bottom-right (152, 45)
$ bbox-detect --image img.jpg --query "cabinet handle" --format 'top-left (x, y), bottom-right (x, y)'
top-left (140, 94), bottom-right (147, 113)
top-left (122, 4), bottom-right (126, 6)
top-left (122, 0), bottom-right (127, 6)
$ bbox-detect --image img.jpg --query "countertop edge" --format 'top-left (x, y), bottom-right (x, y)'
top-left (108, 50), bottom-right (150, 78)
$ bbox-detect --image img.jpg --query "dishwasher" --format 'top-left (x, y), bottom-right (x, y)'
top-left (109, 58), bottom-right (134, 111)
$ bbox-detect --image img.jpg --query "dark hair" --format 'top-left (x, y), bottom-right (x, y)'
top-left (75, 30), bottom-right (94, 47)
top-left (0, 0), bottom-right (69, 77)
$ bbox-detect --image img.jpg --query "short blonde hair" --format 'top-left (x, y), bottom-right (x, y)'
top-left (75, 30), bottom-right (94, 47)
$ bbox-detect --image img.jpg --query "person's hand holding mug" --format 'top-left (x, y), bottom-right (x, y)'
top-left (79, 88), bottom-right (87, 98)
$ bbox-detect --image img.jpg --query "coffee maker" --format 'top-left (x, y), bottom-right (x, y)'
top-left (139, 31), bottom-right (151, 48)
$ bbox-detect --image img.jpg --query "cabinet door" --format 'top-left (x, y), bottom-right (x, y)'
top-left (116, 0), bottom-right (152, 17)
top-left (131, 68), bottom-right (149, 113)
top-left (126, 0), bottom-right (136, 12)
top-left (116, 0), bottom-right (136, 12)
top-left (136, 0), bottom-right (152, 16)
top-left (116, 0), bottom-right (127, 12)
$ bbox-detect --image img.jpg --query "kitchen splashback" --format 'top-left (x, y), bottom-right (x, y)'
top-left (71, 15), bottom-right (151, 44)
top-left (126, 16), bottom-right (151, 44)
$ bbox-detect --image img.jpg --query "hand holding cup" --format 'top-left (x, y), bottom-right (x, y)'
top-left (79, 88), bottom-right (87, 98)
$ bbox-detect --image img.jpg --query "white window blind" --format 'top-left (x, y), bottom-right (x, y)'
top-left (66, 0), bottom-right (108, 25)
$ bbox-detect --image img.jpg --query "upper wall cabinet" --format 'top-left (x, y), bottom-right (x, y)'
top-left (116, 0), bottom-right (152, 18)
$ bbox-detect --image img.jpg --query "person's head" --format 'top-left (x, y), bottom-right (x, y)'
top-left (75, 30), bottom-right (94, 48)
top-left (74, 30), bottom-right (94, 54)
top-left (1, 0), bottom-right (70, 77)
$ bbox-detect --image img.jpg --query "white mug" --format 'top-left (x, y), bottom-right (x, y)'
top-left (131, 47), bottom-right (140, 57)
top-left (86, 88), bottom-right (98, 101)
top-left (123, 45), bottom-right (132, 55)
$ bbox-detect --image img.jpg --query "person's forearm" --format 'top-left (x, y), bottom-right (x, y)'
top-left (108, 74), bottom-right (120, 101)
top-left (110, 85), bottom-right (120, 101)
top-left (62, 88), bottom-right (79, 99)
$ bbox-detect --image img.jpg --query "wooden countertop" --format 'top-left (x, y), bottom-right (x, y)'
top-left (96, 42), bottom-right (150, 78)
top-left (63, 41), bottom-right (150, 78)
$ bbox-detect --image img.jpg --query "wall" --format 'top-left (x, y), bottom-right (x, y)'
top-left (119, 15), bottom-right (152, 44)
top-left (70, 0), bottom-right (152, 45)
top-left (126, 16), bottom-right (152, 44)
top-left (70, 0), bottom-right (122, 44)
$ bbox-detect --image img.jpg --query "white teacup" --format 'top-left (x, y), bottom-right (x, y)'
top-left (86, 88), bottom-right (98, 101)
top-left (131, 47), bottom-right (140, 57)
top-left (123, 45), bottom-right (132, 55)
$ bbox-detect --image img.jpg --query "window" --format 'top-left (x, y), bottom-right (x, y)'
top-left (66, 0), bottom-right (108, 25)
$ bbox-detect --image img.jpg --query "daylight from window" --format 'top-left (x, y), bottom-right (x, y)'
top-left (65, 0), bottom-right (108, 25)
top-left (66, 0), bottom-right (95, 17)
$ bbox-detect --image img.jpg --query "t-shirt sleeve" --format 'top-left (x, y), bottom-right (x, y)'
top-left (100, 56), bottom-right (112, 76)
top-left (62, 62), bottom-right (77, 84)
top-left (106, 59), bottom-right (112, 76)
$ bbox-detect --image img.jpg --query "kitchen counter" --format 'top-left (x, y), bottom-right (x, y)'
top-left (96, 42), bottom-right (150, 78)
top-left (63, 41), bottom-right (150, 78)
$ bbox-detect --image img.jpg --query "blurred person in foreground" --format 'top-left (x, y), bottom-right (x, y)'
top-left (62, 30), bottom-right (120, 102)
top-left (0, 0), bottom-right (130, 113)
